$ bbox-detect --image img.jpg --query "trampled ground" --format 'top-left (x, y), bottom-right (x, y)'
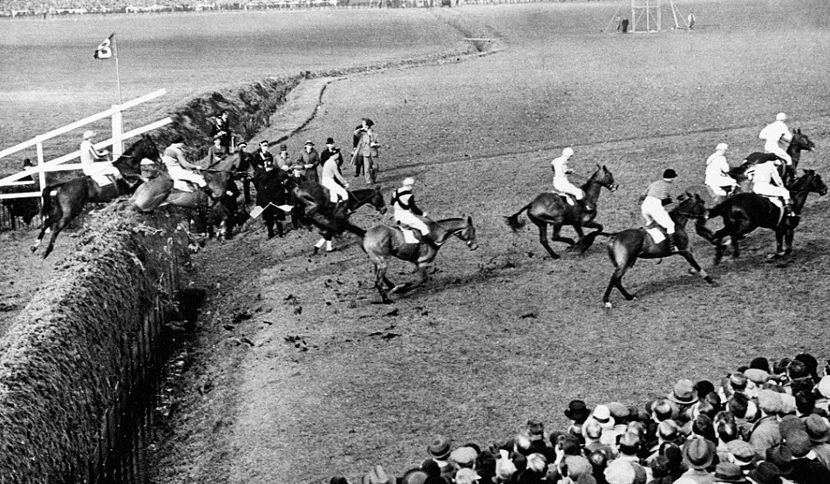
top-left (148, 1), bottom-right (830, 483)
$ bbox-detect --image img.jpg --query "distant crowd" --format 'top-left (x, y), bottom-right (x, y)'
top-left (334, 353), bottom-right (830, 484)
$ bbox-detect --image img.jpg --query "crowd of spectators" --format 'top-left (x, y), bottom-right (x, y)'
top-left (333, 352), bottom-right (830, 484)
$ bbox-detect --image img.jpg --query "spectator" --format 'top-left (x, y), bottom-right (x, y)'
top-left (319, 137), bottom-right (338, 181)
top-left (804, 414), bottom-right (830, 469)
top-left (352, 118), bottom-right (379, 184)
top-left (649, 455), bottom-right (674, 484)
top-left (212, 110), bottom-right (232, 151)
top-left (207, 134), bottom-right (229, 167)
top-left (749, 390), bottom-right (783, 459)
top-left (712, 462), bottom-right (746, 484)
top-left (252, 140), bottom-right (275, 174)
top-left (687, 11), bottom-right (695, 30)
top-left (678, 438), bottom-right (716, 482)
top-left (277, 144), bottom-right (292, 172)
top-left (454, 467), bottom-right (480, 484)
top-left (450, 446), bottom-right (478, 470)
top-left (427, 435), bottom-right (457, 481)
top-left (724, 440), bottom-right (755, 475)
top-left (291, 140), bottom-right (320, 183)
top-left (668, 379), bottom-right (699, 425)
top-left (786, 429), bottom-right (830, 483)
top-left (746, 462), bottom-right (781, 484)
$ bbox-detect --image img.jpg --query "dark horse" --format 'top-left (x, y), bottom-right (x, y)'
top-left (363, 216), bottom-right (478, 304)
top-left (251, 167), bottom-right (293, 239)
top-left (293, 181), bottom-right (387, 253)
top-left (602, 193), bottom-right (715, 308)
top-left (31, 135), bottom-right (160, 258)
top-left (733, 128), bottom-right (815, 187)
top-left (697, 170), bottom-right (827, 264)
top-left (504, 165), bottom-right (618, 259)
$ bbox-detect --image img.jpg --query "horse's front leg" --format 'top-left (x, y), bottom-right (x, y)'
top-left (549, 223), bottom-right (576, 246)
top-left (769, 229), bottom-right (786, 259)
top-left (373, 261), bottom-right (393, 304)
top-left (566, 224), bottom-right (585, 252)
top-left (679, 251), bottom-right (715, 285)
top-left (784, 228), bottom-right (795, 255)
top-left (575, 220), bottom-right (604, 253)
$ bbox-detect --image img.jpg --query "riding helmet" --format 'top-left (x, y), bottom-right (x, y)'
top-left (662, 169), bottom-right (678, 179)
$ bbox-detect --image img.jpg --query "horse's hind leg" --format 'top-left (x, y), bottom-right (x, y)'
top-left (536, 223), bottom-right (560, 260)
top-left (603, 266), bottom-right (635, 307)
top-left (42, 214), bottom-right (71, 259)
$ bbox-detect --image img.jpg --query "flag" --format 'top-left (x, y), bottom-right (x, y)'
top-left (93, 33), bottom-right (114, 60)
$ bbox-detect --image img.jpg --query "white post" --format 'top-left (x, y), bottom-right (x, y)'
top-left (111, 108), bottom-right (124, 159)
top-left (36, 142), bottom-right (46, 192)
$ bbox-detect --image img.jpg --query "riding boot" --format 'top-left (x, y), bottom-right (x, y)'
top-left (669, 233), bottom-right (679, 253)
top-left (784, 200), bottom-right (794, 217)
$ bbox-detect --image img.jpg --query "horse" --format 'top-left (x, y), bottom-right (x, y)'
top-left (1, 160), bottom-right (39, 229)
top-left (362, 216), bottom-right (478, 304)
top-left (251, 167), bottom-right (293, 239)
top-left (697, 170), bottom-right (827, 264)
top-left (602, 193), bottom-right (715, 308)
top-left (733, 128), bottom-right (815, 187)
top-left (504, 164), bottom-right (618, 259)
top-left (292, 181), bottom-right (387, 253)
top-left (31, 135), bottom-right (160, 258)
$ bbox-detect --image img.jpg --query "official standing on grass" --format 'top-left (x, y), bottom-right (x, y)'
top-left (352, 118), bottom-right (379, 184)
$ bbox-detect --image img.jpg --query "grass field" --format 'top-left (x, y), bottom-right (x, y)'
top-left (4, 1), bottom-right (830, 482)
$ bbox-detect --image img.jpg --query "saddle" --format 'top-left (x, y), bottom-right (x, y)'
top-left (553, 191), bottom-right (577, 206)
top-left (642, 224), bottom-right (667, 244)
top-left (398, 226), bottom-right (421, 244)
top-left (759, 196), bottom-right (787, 226)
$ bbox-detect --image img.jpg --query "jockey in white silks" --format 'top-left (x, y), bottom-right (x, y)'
top-left (392, 177), bottom-right (436, 246)
top-left (704, 143), bottom-right (737, 197)
top-left (752, 158), bottom-right (792, 215)
top-left (759, 112), bottom-right (793, 166)
top-left (320, 149), bottom-right (349, 204)
top-left (79, 130), bottom-right (121, 187)
top-left (641, 169), bottom-right (679, 252)
top-left (552, 147), bottom-right (590, 209)
top-left (162, 137), bottom-right (206, 191)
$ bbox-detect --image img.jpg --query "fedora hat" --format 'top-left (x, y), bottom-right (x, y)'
top-left (591, 405), bottom-right (615, 428)
top-left (326, 137), bottom-right (335, 144)
top-left (304, 139), bottom-right (314, 146)
top-left (764, 445), bottom-right (793, 476)
top-left (565, 400), bottom-right (592, 421)
top-left (683, 438), bottom-right (715, 470)
top-left (668, 379), bottom-right (698, 405)
top-left (748, 462), bottom-right (782, 484)
top-left (713, 462), bottom-right (747, 483)
top-left (427, 436), bottom-right (451, 460)
top-left (805, 414), bottom-right (830, 443)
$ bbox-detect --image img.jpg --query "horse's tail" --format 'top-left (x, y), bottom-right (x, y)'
top-left (504, 202), bottom-right (533, 231)
top-left (40, 184), bottom-right (60, 217)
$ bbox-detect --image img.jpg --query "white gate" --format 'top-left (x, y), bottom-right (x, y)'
top-left (0, 89), bottom-right (172, 201)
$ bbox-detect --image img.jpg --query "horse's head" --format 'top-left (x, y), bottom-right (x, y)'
top-left (801, 169), bottom-right (828, 196)
top-left (457, 216), bottom-right (478, 251)
top-left (204, 152), bottom-right (241, 200)
top-left (675, 192), bottom-right (707, 220)
top-left (791, 128), bottom-right (815, 152)
top-left (369, 186), bottom-right (387, 215)
top-left (114, 134), bottom-right (161, 178)
top-left (592, 164), bottom-right (619, 192)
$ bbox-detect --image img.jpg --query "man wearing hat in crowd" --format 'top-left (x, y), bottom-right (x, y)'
top-left (79, 129), bottom-right (122, 187)
top-left (211, 110), bottom-right (232, 151)
top-left (668, 379), bottom-right (699, 425)
top-left (713, 462), bottom-right (747, 484)
top-left (804, 414), bottom-right (830, 469)
top-left (352, 118), bottom-right (379, 184)
top-left (747, 461), bottom-right (782, 484)
top-left (252, 140), bottom-right (275, 174)
top-left (641, 168), bottom-right (681, 252)
top-left (294, 139), bottom-right (321, 184)
top-left (427, 435), bottom-right (457, 482)
top-left (583, 419), bottom-right (615, 459)
top-left (646, 420), bottom-right (682, 464)
top-left (679, 438), bottom-right (716, 483)
top-left (276, 144), bottom-right (292, 173)
top-left (207, 134), bottom-right (229, 168)
top-left (450, 445), bottom-right (479, 470)
top-left (320, 137), bottom-right (338, 180)
top-left (725, 439), bottom-right (756, 475)
top-left (749, 389), bottom-right (783, 459)
top-left (763, 445), bottom-right (794, 483)
top-left (565, 400), bottom-right (593, 438)
top-left (705, 142), bottom-right (738, 197)
top-left (785, 428), bottom-right (830, 483)
top-left (235, 141), bottom-right (256, 205)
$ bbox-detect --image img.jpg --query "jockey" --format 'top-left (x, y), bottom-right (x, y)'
top-left (320, 147), bottom-right (349, 205)
top-left (704, 143), bottom-right (737, 196)
top-left (79, 130), bottom-right (121, 186)
top-left (162, 136), bottom-right (206, 191)
top-left (751, 157), bottom-right (793, 216)
top-left (392, 177), bottom-right (437, 247)
top-left (641, 169), bottom-right (679, 252)
top-left (552, 147), bottom-right (592, 212)
top-left (759, 112), bottom-right (793, 166)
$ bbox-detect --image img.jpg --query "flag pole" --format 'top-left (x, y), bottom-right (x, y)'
top-left (113, 34), bottom-right (122, 105)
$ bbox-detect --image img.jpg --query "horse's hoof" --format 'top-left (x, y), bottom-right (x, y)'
top-left (604, 301), bottom-right (612, 309)
top-left (766, 252), bottom-right (785, 260)
top-left (630, 295), bottom-right (638, 301)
